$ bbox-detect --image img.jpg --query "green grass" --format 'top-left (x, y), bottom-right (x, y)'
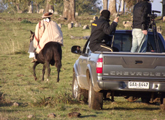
top-left (0, 12), bottom-right (165, 120)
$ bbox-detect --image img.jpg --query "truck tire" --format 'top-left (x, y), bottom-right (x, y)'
top-left (72, 72), bottom-right (88, 103)
top-left (88, 78), bottom-right (103, 110)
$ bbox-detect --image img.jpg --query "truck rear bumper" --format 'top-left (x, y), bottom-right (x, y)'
top-left (98, 80), bottom-right (165, 92)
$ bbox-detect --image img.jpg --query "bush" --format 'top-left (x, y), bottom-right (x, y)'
top-left (31, 92), bottom-right (80, 107)
top-left (21, 19), bottom-right (31, 24)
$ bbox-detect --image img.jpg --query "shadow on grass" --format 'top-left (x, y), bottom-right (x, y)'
top-left (0, 93), bottom-right (12, 107)
top-left (0, 109), bottom-right (31, 113)
top-left (80, 115), bottom-right (97, 118)
top-left (102, 107), bottom-right (160, 111)
top-left (0, 92), bottom-right (28, 108)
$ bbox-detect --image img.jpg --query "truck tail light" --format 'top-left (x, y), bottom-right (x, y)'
top-left (96, 58), bottom-right (103, 73)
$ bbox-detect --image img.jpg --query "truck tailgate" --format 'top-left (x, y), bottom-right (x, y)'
top-left (102, 52), bottom-right (165, 80)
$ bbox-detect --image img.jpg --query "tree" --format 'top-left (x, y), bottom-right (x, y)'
top-left (2, 0), bottom-right (100, 15)
top-left (63, 0), bottom-right (69, 18)
top-left (108, 0), bottom-right (117, 15)
top-left (3, 0), bottom-right (20, 12)
top-left (124, 0), bottom-right (136, 12)
top-left (3, 0), bottom-right (30, 13)
top-left (103, 0), bottom-right (108, 10)
top-left (62, 0), bottom-right (75, 22)
top-left (0, 1), bottom-right (6, 12)
top-left (120, 0), bottom-right (125, 13)
top-left (49, 0), bottom-right (62, 13)
top-left (75, 0), bottom-right (99, 15)
top-left (45, 0), bottom-right (51, 12)
top-left (117, 0), bottom-right (121, 13)
top-left (67, 0), bottom-right (75, 22)
top-left (32, 0), bottom-right (45, 13)
top-left (27, 0), bottom-right (33, 13)
top-left (162, 0), bottom-right (165, 18)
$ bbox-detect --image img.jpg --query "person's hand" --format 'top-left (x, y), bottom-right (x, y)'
top-left (142, 30), bottom-right (148, 35)
top-left (114, 17), bottom-right (119, 23)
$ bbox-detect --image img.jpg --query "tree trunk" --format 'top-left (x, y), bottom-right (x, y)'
top-left (103, 0), bottom-right (108, 10)
top-left (63, 0), bottom-right (69, 18)
top-left (45, 0), bottom-right (51, 12)
top-left (28, 1), bottom-right (33, 13)
top-left (16, 3), bottom-right (20, 12)
top-left (163, 0), bottom-right (165, 18)
top-left (63, 0), bottom-right (76, 22)
top-left (125, 2), bottom-right (127, 13)
top-left (71, 0), bottom-right (75, 21)
top-left (120, 0), bottom-right (125, 14)
top-left (36, 4), bottom-right (39, 13)
top-left (67, 0), bottom-right (75, 22)
top-left (16, 4), bottom-right (19, 12)
top-left (108, 0), bottom-right (117, 15)
top-left (117, 0), bottom-right (121, 13)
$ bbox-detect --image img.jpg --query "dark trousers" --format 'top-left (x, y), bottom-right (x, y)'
top-left (97, 44), bottom-right (113, 51)
top-left (90, 43), bottom-right (119, 52)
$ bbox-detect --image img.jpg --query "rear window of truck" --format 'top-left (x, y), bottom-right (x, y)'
top-left (113, 33), bottom-right (165, 52)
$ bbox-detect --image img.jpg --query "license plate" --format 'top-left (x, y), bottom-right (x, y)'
top-left (128, 82), bottom-right (149, 89)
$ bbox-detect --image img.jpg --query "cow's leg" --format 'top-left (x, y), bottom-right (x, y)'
top-left (33, 62), bottom-right (39, 80)
top-left (42, 64), bottom-right (46, 81)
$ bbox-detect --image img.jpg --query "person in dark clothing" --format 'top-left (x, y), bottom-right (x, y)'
top-left (131, 0), bottom-right (151, 52)
top-left (89, 10), bottom-right (119, 52)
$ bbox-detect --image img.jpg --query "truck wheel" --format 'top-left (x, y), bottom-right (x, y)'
top-left (72, 72), bottom-right (88, 103)
top-left (160, 93), bottom-right (165, 111)
top-left (88, 79), bottom-right (103, 110)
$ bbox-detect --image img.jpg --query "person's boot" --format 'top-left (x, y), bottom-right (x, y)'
top-left (31, 58), bottom-right (37, 63)
top-left (31, 52), bottom-right (37, 63)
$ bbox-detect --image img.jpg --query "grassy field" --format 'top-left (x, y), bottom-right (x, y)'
top-left (0, 12), bottom-right (165, 120)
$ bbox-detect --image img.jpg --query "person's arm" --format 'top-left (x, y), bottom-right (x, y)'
top-left (114, 17), bottom-right (119, 23)
top-left (141, 3), bottom-right (151, 31)
top-left (141, 3), bottom-right (151, 35)
top-left (102, 17), bottom-right (119, 35)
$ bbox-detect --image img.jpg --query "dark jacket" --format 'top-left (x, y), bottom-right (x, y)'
top-left (132, 1), bottom-right (151, 30)
top-left (89, 16), bottom-right (117, 52)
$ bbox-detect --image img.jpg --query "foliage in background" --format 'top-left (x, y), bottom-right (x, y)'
top-left (125, 0), bottom-right (137, 11)
top-left (1, 0), bottom-right (101, 15)
top-left (2, 0), bottom-right (47, 13)
top-left (0, 1), bottom-right (6, 12)
top-left (21, 19), bottom-right (31, 23)
top-left (75, 0), bottom-right (101, 15)
top-left (2, 0), bottom-right (30, 12)
top-left (32, 0), bottom-right (46, 13)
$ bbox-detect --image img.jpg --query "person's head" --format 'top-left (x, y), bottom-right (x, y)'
top-left (100, 10), bottom-right (110, 20)
top-left (42, 12), bottom-right (53, 20)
